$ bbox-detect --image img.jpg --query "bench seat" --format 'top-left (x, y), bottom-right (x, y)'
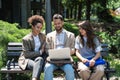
top-left (1, 67), bottom-right (31, 73)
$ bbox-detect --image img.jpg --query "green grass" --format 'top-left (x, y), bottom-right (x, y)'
top-left (40, 73), bottom-right (44, 80)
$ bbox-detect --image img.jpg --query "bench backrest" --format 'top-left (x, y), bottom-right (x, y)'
top-left (6, 42), bottom-right (109, 61)
top-left (101, 43), bottom-right (109, 57)
top-left (7, 42), bottom-right (22, 61)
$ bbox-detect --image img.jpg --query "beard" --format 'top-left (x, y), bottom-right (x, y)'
top-left (55, 27), bottom-right (62, 33)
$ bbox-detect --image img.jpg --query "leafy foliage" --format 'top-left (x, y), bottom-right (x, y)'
top-left (51, 21), bottom-right (79, 36)
top-left (106, 54), bottom-right (120, 77)
top-left (96, 30), bottom-right (120, 57)
top-left (64, 22), bottom-right (79, 36)
top-left (0, 20), bottom-right (30, 67)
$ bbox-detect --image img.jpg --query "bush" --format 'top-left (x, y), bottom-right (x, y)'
top-left (51, 22), bottom-right (79, 36)
top-left (96, 30), bottom-right (120, 57)
top-left (0, 20), bottom-right (30, 67)
top-left (64, 22), bottom-right (79, 36)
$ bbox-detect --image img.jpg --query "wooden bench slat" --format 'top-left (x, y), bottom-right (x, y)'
top-left (8, 42), bottom-right (22, 46)
top-left (101, 43), bottom-right (108, 47)
top-left (101, 48), bottom-right (109, 51)
top-left (101, 52), bottom-right (108, 56)
top-left (7, 47), bottom-right (22, 51)
top-left (7, 52), bottom-right (21, 56)
top-left (0, 67), bottom-right (31, 73)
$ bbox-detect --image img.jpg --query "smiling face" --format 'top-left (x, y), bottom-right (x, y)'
top-left (77, 20), bottom-right (93, 37)
top-left (53, 18), bottom-right (64, 33)
top-left (32, 22), bottom-right (43, 35)
top-left (27, 15), bottom-right (44, 36)
top-left (79, 27), bottom-right (87, 37)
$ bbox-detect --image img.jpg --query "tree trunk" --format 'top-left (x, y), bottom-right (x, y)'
top-left (78, 2), bottom-right (82, 20)
top-left (70, 7), bottom-right (73, 18)
top-left (51, 0), bottom-right (58, 15)
top-left (66, 8), bottom-right (69, 18)
top-left (86, 0), bottom-right (91, 20)
top-left (74, 4), bottom-right (77, 19)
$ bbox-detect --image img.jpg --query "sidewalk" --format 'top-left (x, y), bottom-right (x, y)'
top-left (53, 76), bottom-right (120, 80)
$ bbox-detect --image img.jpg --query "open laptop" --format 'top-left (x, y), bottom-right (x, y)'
top-left (48, 47), bottom-right (71, 61)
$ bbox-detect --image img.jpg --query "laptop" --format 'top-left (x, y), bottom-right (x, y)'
top-left (48, 48), bottom-right (71, 61)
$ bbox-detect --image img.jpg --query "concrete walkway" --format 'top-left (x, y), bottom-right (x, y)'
top-left (53, 76), bottom-right (120, 80)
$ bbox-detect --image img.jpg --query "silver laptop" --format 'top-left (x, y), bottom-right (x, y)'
top-left (48, 48), bottom-right (71, 60)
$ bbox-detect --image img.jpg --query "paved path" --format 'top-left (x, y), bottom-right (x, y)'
top-left (53, 76), bottom-right (120, 80)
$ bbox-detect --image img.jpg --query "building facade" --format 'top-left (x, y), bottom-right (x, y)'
top-left (0, 0), bottom-right (45, 28)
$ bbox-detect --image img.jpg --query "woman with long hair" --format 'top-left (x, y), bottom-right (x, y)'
top-left (75, 20), bottom-right (105, 80)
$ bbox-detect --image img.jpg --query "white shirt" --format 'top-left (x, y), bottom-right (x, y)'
top-left (55, 30), bottom-right (65, 49)
top-left (75, 36), bottom-right (102, 58)
top-left (33, 35), bottom-right (41, 51)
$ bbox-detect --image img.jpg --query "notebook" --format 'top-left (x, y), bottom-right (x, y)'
top-left (48, 48), bottom-right (71, 61)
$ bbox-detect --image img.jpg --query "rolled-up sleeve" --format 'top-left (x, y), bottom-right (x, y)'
top-left (75, 36), bottom-right (81, 50)
top-left (94, 37), bottom-right (102, 52)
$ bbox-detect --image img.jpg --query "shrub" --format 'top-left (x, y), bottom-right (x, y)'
top-left (64, 22), bottom-right (79, 36)
top-left (96, 30), bottom-right (120, 57)
top-left (0, 20), bottom-right (30, 67)
top-left (51, 22), bottom-right (79, 36)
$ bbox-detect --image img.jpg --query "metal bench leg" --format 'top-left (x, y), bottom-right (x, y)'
top-left (73, 63), bottom-right (81, 80)
top-left (74, 70), bottom-right (80, 80)
top-left (106, 73), bottom-right (110, 80)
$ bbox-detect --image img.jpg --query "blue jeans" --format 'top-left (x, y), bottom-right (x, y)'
top-left (44, 62), bottom-right (74, 80)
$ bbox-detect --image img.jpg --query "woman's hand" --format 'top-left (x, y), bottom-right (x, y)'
top-left (89, 59), bottom-right (95, 67)
top-left (81, 58), bottom-right (89, 63)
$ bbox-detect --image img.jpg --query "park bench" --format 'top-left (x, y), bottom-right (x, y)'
top-left (0, 42), bottom-right (31, 80)
top-left (0, 42), bottom-right (116, 80)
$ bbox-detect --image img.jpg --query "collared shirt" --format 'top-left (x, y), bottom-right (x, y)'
top-left (33, 35), bottom-right (41, 51)
top-left (55, 29), bottom-right (65, 49)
